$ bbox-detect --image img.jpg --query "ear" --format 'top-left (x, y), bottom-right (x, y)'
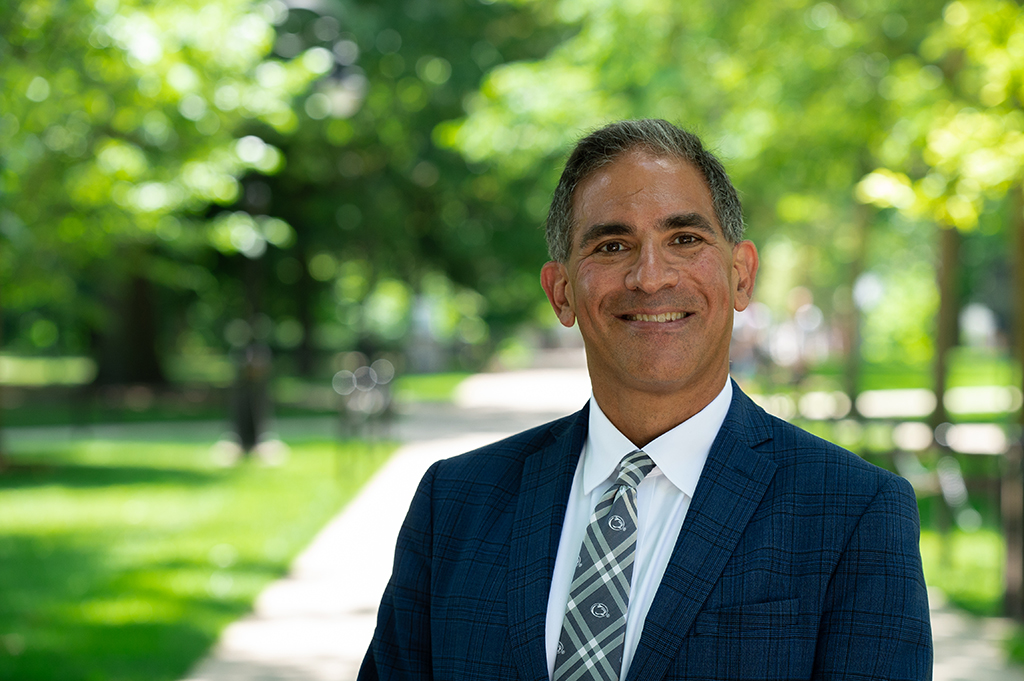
top-left (731, 240), bottom-right (759, 312)
top-left (540, 261), bottom-right (576, 328)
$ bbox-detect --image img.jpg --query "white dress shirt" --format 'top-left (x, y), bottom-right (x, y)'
top-left (544, 379), bottom-right (733, 679)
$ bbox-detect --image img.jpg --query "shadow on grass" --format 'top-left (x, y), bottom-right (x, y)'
top-left (0, 461), bottom-right (220, 490)
top-left (1, 620), bottom-right (213, 681)
top-left (0, 438), bottom-right (395, 681)
top-left (0, 533), bottom-right (284, 681)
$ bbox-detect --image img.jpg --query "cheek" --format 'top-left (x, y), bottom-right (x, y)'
top-left (680, 261), bottom-right (728, 298)
top-left (570, 266), bottom-right (610, 308)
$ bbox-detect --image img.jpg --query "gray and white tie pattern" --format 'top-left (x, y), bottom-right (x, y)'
top-left (554, 450), bottom-right (655, 681)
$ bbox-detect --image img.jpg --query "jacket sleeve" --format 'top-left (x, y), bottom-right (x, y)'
top-left (812, 475), bottom-right (933, 679)
top-left (358, 462), bottom-right (439, 681)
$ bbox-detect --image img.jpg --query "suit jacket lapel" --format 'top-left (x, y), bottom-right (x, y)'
top-left (508, 405), bottom-right (588, 681)
top-left (627, 386), bottom-right (777, 681)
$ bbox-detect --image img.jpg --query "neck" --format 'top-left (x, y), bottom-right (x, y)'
top-left (591, 375), bottom-right (728, 448)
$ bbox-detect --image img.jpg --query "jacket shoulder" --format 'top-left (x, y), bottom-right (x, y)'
top-left (728, 386), bottom-right (908, 497)
top-left (425, 408), bottom-right (583, 494)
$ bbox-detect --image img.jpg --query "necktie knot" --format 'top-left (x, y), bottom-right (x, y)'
top-left (614, 450), bottom-right (655, 490)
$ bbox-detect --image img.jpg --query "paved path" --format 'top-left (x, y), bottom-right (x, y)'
top-left (179, 367), bottom-right (1024, 681)
top-left (930, 592), bottom-right (1022, 681)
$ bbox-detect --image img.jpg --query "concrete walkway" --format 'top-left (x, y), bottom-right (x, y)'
top-left (930, 592), bottom-right (1022, 681)
top-left (180, 367), bottom-right (1024, 681)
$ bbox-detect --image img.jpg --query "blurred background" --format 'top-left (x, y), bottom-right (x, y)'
top-left (2, 0), bottom-right (1024, 678)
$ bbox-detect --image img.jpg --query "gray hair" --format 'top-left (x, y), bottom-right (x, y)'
top-left (545, 119), bottom-right (744, 262)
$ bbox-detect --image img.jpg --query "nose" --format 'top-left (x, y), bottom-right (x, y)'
top-left (625, 244), bottom-right (679, 293)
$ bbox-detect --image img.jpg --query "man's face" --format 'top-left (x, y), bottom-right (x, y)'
top-left (541, 149), bottom-right (758, 402)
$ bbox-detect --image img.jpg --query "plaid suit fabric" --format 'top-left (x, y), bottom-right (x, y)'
top-left (360, 383), bottom-right (932, 681)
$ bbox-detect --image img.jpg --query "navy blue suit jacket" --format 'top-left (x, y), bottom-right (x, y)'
top-left (360, 384), bottom-right (932, 680)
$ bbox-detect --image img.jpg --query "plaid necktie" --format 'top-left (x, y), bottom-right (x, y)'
top-left (554, 449), bottom-right (656, 681)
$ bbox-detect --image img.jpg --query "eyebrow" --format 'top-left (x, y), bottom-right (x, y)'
top-left (577, 212), bottom-right (718, 251)
top-left (577, 222), bottom-right (633, 251)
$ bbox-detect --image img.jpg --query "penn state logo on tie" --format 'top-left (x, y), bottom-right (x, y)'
top-left (553, 450), bottom-right (655, 681)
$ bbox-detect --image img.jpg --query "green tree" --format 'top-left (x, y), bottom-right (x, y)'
top-left (442, 0), bottom-right (948, 395)
top-left (0, 0), bottom-right (328, 379)
top-left (222, 0), bottom-right (564, 374)
top-left (855, 0), bottom-right (1024, 616)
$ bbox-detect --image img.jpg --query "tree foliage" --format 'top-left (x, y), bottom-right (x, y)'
top-left (0, 0), bottom-right (327, 365)
top-left (2, 0), bottom-right (1020, 387)
top-left (858, 0), bottom-right (1024, 229)
top-left (443, 0), bottom-right (960, 380)
top-left (224, 0), bottom-right (565, 370)
top-left (1, 0), bottom-right (564, 378)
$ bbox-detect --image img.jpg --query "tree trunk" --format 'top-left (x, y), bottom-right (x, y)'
top-left (1005, 184), bottom-right (1024, 619)
top-left (838, 202), bottom-right (870, 416)
top-left (232, 255), bottom-right (270, 454)
top-left (295, 238), bottom-right (316, 377)
top-left (930, 226), bottom-right (960, 431)
top-left (93, 254), bottom-right (167, 386)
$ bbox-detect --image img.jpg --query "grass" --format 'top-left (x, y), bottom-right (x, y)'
top-left (1, 355), bottom-right (1022, 670)
top-left (1010, 626), bottom-right (1024, 663)
top-left (748, 348), bottom-right (1020, 394)
top-left (919, 527), bottom-right (1024, 667)
top-left (2, 371), bottom-right (473, 429)
top-left (0, 436), bottom-right (395, 681)
top-left (392, 371), bottom-right (471, 403)
top-left (918, 528), bottom-right (1024, 665)
top-left (854, 350), bottom-right (1019, 391)
top-left (919, 528), bottom-right (1006, 616)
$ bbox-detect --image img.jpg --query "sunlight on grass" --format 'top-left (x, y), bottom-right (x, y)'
top-left (1008, 625), bottom-right (1024, 665)
top-left (393, 371), bottom-right (471, 402)
top-left (919, 528), bottom-right (1005, 616)
top-left (0, 438), bottom-right (394, 681)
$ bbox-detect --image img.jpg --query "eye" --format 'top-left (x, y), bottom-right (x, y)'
top-left (672, 233), bottom-right (701, 245)
top-left (596, 241), bottom-right (625, 253)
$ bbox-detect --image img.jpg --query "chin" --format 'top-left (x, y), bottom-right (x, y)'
top-left (621, 367), bottom-right (698, 393)
top-left (632, 357), bottom-right (728, 390)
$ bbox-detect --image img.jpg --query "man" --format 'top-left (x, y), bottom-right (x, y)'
top-left (360, 119), bottom-right (932, 680)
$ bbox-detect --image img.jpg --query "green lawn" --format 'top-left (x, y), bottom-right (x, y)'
top-left (920, 528), bottom-right (1005, 616)
top-left (1, 365), bottom-right (1022, 675)
top-left (392, 371), bottom-right (472, 403)
top-left (918, 528), bottom-right (1024, 664)
top-left (805, 348), bottom-right (1020, 392)
top-left (0, 436), bottom-right (394, 681)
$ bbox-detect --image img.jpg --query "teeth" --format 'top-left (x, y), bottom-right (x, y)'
top-left (629, 312), bottom-right (686, 322)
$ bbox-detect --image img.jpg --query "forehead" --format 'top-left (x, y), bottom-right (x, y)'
top-left (570, 150), bottom-right (719, 241)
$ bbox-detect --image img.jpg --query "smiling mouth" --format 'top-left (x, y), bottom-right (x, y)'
top-left (621, 312), bottom-right (689, 323)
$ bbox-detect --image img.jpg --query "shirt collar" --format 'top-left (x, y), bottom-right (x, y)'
top-left (583, 379), bottom-right (733, 498)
